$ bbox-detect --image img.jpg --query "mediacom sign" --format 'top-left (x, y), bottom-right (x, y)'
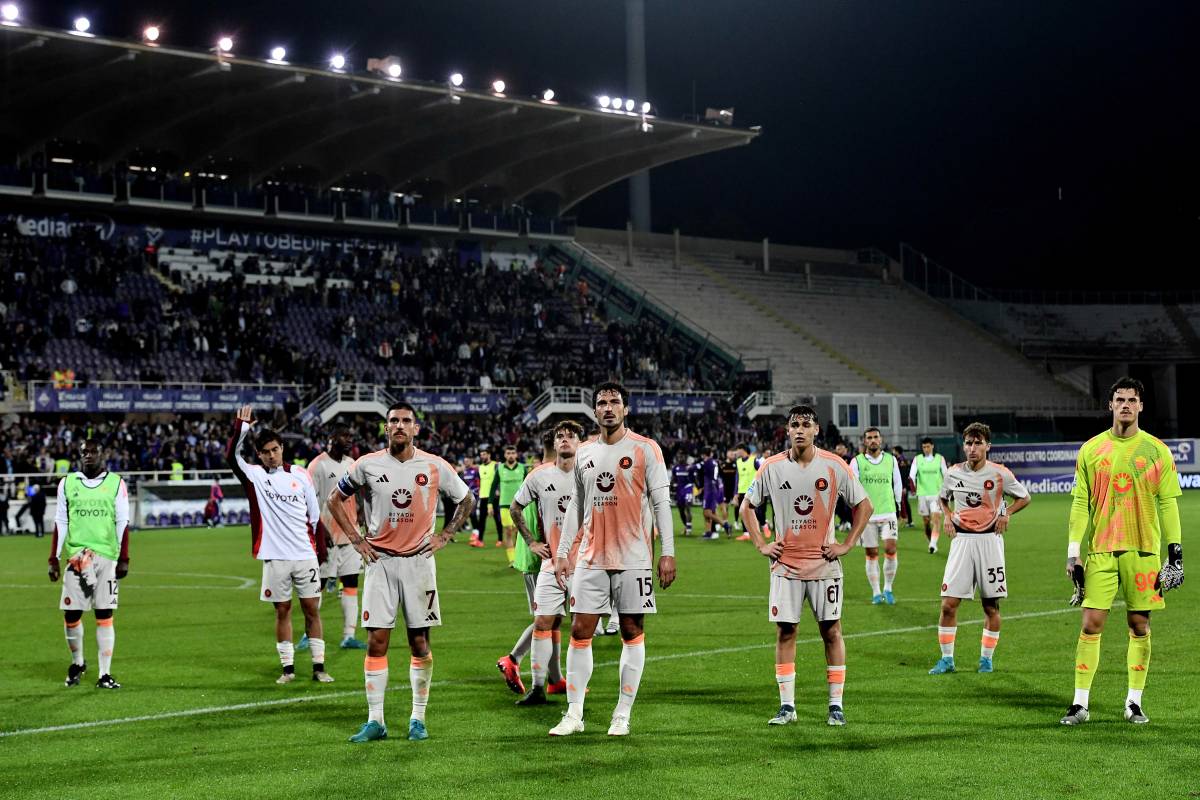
top-left (991, 440), bottom-right (1200, 494)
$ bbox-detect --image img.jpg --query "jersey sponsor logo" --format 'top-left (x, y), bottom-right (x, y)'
top-left (1134, 456), bottom-right (1147, 471)
top-left (1113, 472), bottom-right (1133, 493)
top-left (794, 495), bottom-right (814, 516)
top-left (984, 479), bottom-right (995, 490)
top-left (262, 488), bottom-right (303, 504)
top-left (375, 474), bottom-right (390, 484)
top-left (392, 488), bottom-right (413, 509)
top-left (619, 456), bottom-right (633, 470)
top-left (965, 492), bottom-right (983, 508)
top-left (596, 472), bottom-right (616, 492)
top-left (815, 477), bottom-right (829, 491)
top-left (557, 494), bottom-right (571, 513)
top-left (72, 507), bottom-right (113, 518)
top-left (415, 472), bottom-right (429, 486)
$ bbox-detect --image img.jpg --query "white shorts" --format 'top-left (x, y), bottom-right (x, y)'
top-left (361, 553), bottom-right (441, 629)
top-left (320, 543), bottom-right (365, 580)
top-left (941, 533), bottom-right (1007, 600)
top-left (532, 569), bottom-right (570, 617)
top-left (918, 496), bottom-right (942, 517)
top-left (860, 519), bottom-right (898, 548)
top-left (569, 567), bottom-right (650, 615)
top-left (60, 551), bottom-right (119, 611)
top-left (260, 559), bottom-right (322, 602)
top-left (769, 574), bottom-right (842, 623)
top-left (522, 571), bottom-right (537, 615)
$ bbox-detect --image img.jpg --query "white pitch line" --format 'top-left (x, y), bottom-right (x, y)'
top-left (0, 605), bottom-right (1079, 739)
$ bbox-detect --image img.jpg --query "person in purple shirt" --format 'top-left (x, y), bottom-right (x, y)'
top-left (700, 447), bottom-right (725, 540)
top-left (460, 456), bottom-right (481, 540)
top-left (670, 451), bottom-right (696, 537)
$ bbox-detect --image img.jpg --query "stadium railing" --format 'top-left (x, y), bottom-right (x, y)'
top-left (28, 380), bottom-right (304, 393)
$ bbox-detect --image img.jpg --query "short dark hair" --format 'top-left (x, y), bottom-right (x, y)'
top-left (255, 430), bottom-right (284, 451)
top-left (386, 401), bottom-right (418, 418)
top-left (592, 381), bottom-right (629, 408)
top-left (863, 426), bottom-right (881, 437)
top-left (541, 429), bottom-right (557, 451)
top-left (555, 419), bottom-right (585, 439)
top-left (920, 437), bottom-right (934, 446)
top-left (787, 405), bottom-right (819, 424)
top-left (1109, 376), bottom-right (1145, 401)
top-left (330, 423), bottom-right (351, 435)
top-left (736, 442), bottom-right (749, 452)
top-left (504, 444), bottom-right (518, 453)
top-left (893, 445), bottom-right (905, 454)
top-left (962, 422), bottom-right (992, 443)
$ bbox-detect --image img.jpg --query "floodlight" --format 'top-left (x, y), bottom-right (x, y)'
top-left (624, 98), bottom-right (635, 111)
top-left (641, 101), bottom-right (651, 114)
top-left (73, 16), bottom-right (90, 32)
top-left (387, 62), bottom-right (402, 78)
top-left (329, 53), bottom-right (346, 70)
top-left (491, 79), bottom-right (506, 94)
top-left (542, 89), bottom-right (555, 102)
top-left (0, 4), bottom-right (18, 23)
top-left (449, 72), bottom-right (464, 87)
top-left (217, 36), bottom-right (233, 53)
top-left (270, 46), bottom-right (286, 62)
top-left (598, 95), bottom-right (610, 108)
top-left (143, 25), bottom-right (160, 42)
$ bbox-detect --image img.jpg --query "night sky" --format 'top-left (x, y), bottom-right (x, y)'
top-left (20, 0), bottom-right (1200, 289)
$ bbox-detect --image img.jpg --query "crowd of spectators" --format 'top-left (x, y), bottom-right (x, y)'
top-left (0, 220), bottom-right (731, 395)
top-left (0, 397), bottom-right (821, 498)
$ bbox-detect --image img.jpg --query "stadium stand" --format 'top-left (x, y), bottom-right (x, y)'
top-left (957, 299), bottom-right (1194, 361)
top-left (573, 232), bottom-right (1092, 413)
top-left (0, 222), bottom-right (728, 392)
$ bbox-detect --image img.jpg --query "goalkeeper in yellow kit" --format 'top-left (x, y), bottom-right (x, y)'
top-left (1060, 377), bottom-right (1184, 726)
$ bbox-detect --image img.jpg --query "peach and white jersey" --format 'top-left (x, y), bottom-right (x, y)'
top-left (564, 430), bottom-right (671, 571)
top-left (745, 449), bottom-right (868, 580)
top-left (939, 460), bottom-right (1028, 533)
top-left (307, 452), bottom-right (358, 545)
top-left (514, 462), bottom-right (577, 573)
top-left (336, 448), bottom-right (469, 555)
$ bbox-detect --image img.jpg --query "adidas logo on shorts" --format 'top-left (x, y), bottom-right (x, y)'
top-left (425, 612), bottom-right (439, 622)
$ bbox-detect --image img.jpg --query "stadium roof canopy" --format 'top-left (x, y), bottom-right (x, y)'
top-left (0, 25), bottom-right (758, 212)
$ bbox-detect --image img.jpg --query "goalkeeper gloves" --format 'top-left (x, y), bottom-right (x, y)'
top-left (1155, 543), bottom-right (1184, 594)
top-left (1067, 557), bottom-right (1085, 606)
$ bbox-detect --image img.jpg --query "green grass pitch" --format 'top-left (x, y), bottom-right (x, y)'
top-left (2, 493), bottom-right (1199, 799)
